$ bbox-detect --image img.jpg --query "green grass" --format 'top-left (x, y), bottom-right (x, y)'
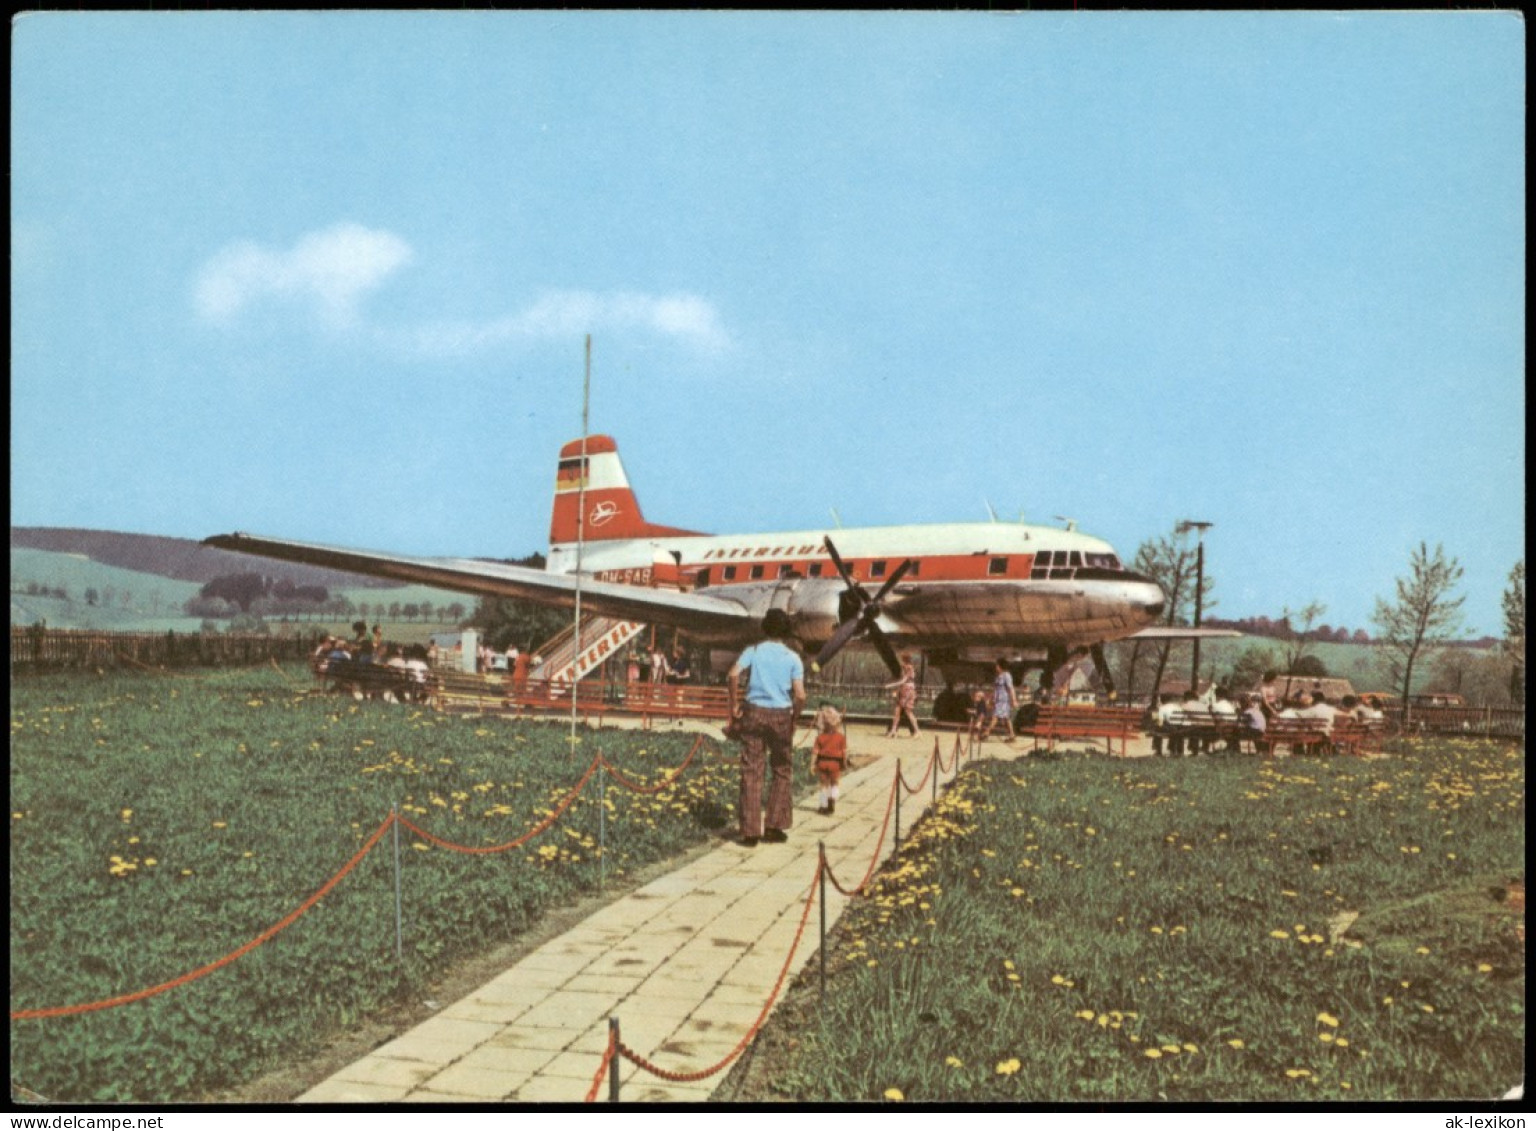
top-left (9, 666), bottom-right (759, 1102)
top-left (724, 739), bottom-right (1524, 1102)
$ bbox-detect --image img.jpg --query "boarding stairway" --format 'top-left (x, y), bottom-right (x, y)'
top-left (537, 615), bottom-right (649, 686)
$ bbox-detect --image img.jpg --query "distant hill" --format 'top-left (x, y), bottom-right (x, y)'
top-left (10, 527), bottom-right (400, 590)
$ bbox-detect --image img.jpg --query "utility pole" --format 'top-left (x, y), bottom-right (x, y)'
top-left (1178, 520), bottom-right (1213, 690)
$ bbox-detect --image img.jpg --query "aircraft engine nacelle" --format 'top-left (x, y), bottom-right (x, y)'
top-left (729, 577), bottom-right (850, 648)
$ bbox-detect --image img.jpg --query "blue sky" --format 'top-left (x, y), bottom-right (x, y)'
top-left (11, 11), bottom-right (1524, 636)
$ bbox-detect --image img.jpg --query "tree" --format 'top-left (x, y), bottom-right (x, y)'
top-left (1370, 542), bottom-right (1466, 717)
top-left (1226, 642), bottom-right (1280, 692)
top-left (1503, 560), bottom-right (1525, 706)
top-left (1279, 601), bottom-right (1327, 672)
top-left (1115, 526), bottom-right (1216, 697)
top-left (1290, 654), bottom-right (1329, 678)
top-left (469, 596), bottom-right (569, 653)
top-left (200, 572), bottom-right (270, 614)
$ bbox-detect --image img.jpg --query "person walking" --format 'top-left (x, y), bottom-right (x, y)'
top-left (727, 609), bottom-right (806, 847)
top-left (980, 658), bottom-right (1018, 743)
top-left (811, 705), bottom-right (848, 815)
top-left (883, 653), bottom-right (922, 738)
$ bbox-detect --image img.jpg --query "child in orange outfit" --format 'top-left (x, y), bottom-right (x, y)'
top-left (812, 705), bottom-right (847, 815)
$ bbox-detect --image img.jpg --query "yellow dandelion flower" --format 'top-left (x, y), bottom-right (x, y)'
top-left (945, 1057), bottom-right (964, 1069)
top-left (996, 1059), bottom-right (1021, 1076)
top-left (1227, 1039), bottom-right (1245, 1049)
top-left (1477, 963), bottom-right (1493, 973)
top-left (1316, 1012), bottom-right (1340, 1028)
top-left (1285, 1068), bottom-right (1312, 1079)
top-left (883, 1088), bottom-right (904, 1102)
top-left (1270, 930), bottom-right (1290, 939)
top-left (1144, 1049), bottom-right (1163, 1059)
top-left (1182, 1044), bottom-right (1198, 1054)
top-left (1075, 1010), bottom-right (1095, 1021)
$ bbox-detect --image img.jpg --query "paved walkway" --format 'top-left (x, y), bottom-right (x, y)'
top-left (299, 724), bottom-right (1022, 1103)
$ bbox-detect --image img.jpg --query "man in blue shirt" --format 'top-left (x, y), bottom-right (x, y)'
top-left (727, 609), bottom-right (806, 847)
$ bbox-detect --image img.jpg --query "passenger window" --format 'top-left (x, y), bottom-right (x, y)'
top-left (749, 564), bottom-right (765, 580)
top-left (696, 568), bottom-right (711, 589)
top-left (871, 560), bottom-right (887, 579)
top-left (778, 563), bottom-right (795, 578)
top-left (723, 566), bottom-right (737, 581)
top-left (989, 557), bottom-right (1009, 576)
top-left (906, 560), bottom-right (920, 578)
top-left (808, 563), bottom-right (823, 578)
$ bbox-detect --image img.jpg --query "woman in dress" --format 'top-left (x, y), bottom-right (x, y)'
top-left (884, 654), bottom-right (922, 738)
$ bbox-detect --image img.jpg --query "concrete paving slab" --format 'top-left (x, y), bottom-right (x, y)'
top-left (369, 1015), bottom-right (505, 1066)
top-left (323, 1054), bottom-right (440, 1092)
top-left (411, 1060), bottom-right (522, 1101)
top-left (298, 1077), bottom-right (415, 1103)
top-left (486, 1025), bottom-right (579, 1053)
top-left (302, 724), bottom-right (1013, 1104)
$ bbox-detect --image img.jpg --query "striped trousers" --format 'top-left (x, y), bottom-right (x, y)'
top-left (736, 704), bottom-right (795, 838)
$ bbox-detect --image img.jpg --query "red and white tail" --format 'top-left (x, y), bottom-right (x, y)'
top-left (548, 435), bottom-right (702, 547)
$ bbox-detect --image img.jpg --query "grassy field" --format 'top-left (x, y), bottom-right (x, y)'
top-left (8, 666), bottom-right (767, 1103)
top-left (721, 738), bottom-right (1525, 1102)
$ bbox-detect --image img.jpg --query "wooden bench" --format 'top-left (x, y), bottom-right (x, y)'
top-left (311, 657), bottom-right (435, 703)
top-left (1255, 717), bottom-right (1333, 757)
top-left (1147, 708), bottom-right (1239, 755)
top-left (1027, 705), bottom-right (1144, 758)
top-left (1329, 717), bottom-right (1388, 756)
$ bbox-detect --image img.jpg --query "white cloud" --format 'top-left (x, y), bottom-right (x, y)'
top-left (408, 289), bottom-right (730, 356)
top-left (194, 224), bottom-right (729, 355)
top-left (194, 223), bottom-right (412, 324)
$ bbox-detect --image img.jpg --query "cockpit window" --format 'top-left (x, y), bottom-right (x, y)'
top-left (1084, 553), bottom-right (1122, 571)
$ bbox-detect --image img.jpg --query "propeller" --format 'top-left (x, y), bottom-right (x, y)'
top-left (812, 537), bottom-right (914, 676)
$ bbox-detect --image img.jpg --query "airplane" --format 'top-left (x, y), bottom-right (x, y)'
top-left (206, 434), bottom-right (1231, 705)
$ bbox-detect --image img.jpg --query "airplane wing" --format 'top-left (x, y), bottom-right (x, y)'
top-left (202, 532), bottom-right (757, 636)
top-left (1129, 626), bottom-right (1244, 640)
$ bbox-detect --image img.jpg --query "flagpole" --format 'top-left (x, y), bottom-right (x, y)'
top-left (570, 336), bottom-right (591, 757)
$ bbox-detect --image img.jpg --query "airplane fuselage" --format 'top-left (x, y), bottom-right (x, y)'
top-left (546, 520), bottom-right (1165, 653)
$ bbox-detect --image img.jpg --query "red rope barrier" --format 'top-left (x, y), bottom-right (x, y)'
top-left (584, 1020), bottom-right (618, 1102)
top-left (11, 813), bottom-right (398, 1020)
top-left (597, 734), bottom-right (705, 794)
top-left (614, 855), bottom-right (823, 1086)
top-left (398, 753), bottom-right (604, 854)
top-left (824, 771), bottom-right (901, 898)
top-left (896, 745), bottom-right (937, 795)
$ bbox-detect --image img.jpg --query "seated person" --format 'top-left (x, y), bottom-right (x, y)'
top-left (1235, 694), bottom-right (1267, 750)
top-left (1176, 689), bottom-right (1203, 755)
top-left (1298, 691), bottom-right (1340, 732)
top-left (1149, 694), bottom-right (1179, 757)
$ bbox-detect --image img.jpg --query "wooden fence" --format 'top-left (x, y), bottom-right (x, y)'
top-left (10, 627), bottom-right (324, 670)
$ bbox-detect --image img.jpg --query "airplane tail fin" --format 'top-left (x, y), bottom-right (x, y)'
top-left (549, 436), bottom-right (703, 547)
